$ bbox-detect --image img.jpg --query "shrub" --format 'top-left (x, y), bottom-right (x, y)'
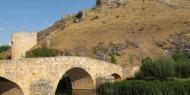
top-left (142, 57), bottom-right (153, 64)
top-left (172, 48), bottom-right (189, 61)
top-left (136, 57), bottom-right (175, 80)
top-left (26, 48), bottom-right (63, 58)
top-left (0, 45), bottom-right (11, 53)
top-left (75, 11), bottom-right (83, 19)
top-left (110, 54), bottom-right (117, 64)
top-left (175, 58), bottom-right (190, 78)
top-left (153, 59), bottom-right (175, 80)
top-left (172, 49), bottom-right (190, 78)
top-left (136, 49), bottom-right (190, 80)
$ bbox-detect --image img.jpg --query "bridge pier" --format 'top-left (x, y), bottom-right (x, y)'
top-left (21, 86), bottom-right (30, 95)
top-left (28, 79), bottom-right (54, 95)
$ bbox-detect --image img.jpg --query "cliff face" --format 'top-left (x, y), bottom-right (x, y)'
top-left (36, 0), bottom-right (190, 68)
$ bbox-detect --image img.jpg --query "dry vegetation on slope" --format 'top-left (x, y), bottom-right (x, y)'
top-left (0, 1), bottom-right (189, 94)
top-left (0, 0), bottom-right (187, 71)
top-left (36, 0), bottom-right (190, 68)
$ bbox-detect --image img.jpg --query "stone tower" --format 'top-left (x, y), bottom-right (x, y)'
top-left (11, 32), bottom-right (37, 59)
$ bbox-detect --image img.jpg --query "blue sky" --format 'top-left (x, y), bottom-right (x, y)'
top-left (0, 0), bottom-right (95, 46)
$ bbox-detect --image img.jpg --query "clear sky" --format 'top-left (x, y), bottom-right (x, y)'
top-left (0, 0), bottom-right (96, 46)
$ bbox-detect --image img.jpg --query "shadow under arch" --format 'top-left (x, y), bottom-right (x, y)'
top-left (0, 77), bottom-right (24, 95)
top-left (111, 73), bottom-right (122, 81)
top-left (56, 67), bottom-right (95, 95)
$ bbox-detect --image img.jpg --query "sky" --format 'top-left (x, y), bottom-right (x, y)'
top-left (0, 0), bottom-right (96, 46)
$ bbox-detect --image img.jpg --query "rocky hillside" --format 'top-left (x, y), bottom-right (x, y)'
top-left (25, 0), bottom-right (190, 68)
top-left (0, 1), bottom-right (189, 95)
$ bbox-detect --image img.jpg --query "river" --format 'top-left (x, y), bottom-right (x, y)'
top-left (56, 90), bottom-right (98, 95)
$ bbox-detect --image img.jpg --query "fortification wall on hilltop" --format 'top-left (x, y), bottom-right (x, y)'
top-left (12, 32), bottom-right (37, 59)
top-left (96, 0), bottom-right (127, 7)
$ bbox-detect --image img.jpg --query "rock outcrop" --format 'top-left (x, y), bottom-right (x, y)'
top-left (34, 0), bottom-right (190, 68)
top-left (96, 0), bottom-right (127, 7)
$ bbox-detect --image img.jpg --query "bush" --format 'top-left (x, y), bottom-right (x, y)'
top-left (172, 48), bottom-right (189, 61)
top-left (136, 50), bottom-right (190, 79)
top-left (0, 45), bottom-right (11, 53)
top-left (110, 54), bottom-right (117, 64)
top-left (97, 80), bottom-right (190, 95)
top-left (172, 49), bottom-right (190, 78)
top-left (26, 48), bottom-right (63, 58)
top-left (75, 11), bottom-right (83, 19)
top-left (136, 57), bottom-right (175, 80)
top-left (175, 58), bottom-right (190, 78)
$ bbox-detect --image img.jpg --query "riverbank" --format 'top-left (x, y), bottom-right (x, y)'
top-left (98, 50), bottom-right (190, 95)
top-left (97, 80), bottom-right (190, 95)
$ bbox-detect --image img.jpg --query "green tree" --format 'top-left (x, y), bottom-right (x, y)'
top-left (0, 45), bottom-right (11, 53)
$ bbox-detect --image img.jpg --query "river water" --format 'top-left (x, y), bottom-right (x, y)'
top-left (57, 90), bottom-right (99, 95)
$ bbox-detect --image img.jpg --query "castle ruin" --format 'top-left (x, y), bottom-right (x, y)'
top-left (96, 0), bottom-right (127, 6)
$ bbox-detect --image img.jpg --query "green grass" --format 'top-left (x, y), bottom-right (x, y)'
top-left (97, 80), bottom-right (190, 95)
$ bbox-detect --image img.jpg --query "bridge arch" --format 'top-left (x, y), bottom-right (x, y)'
top-left (0, 77), bottom-right (24, 95)
top-left (111, 73), bottom-right (122, 81)
top-left (55, 67), bottom-right (95, 94)
top-left (0, 56), bottom-right (123, 95)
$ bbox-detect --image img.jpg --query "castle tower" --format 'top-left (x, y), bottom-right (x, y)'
top-left (11, 32), bottom-right (37, 59)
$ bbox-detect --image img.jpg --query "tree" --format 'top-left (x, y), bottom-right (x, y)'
top-left (0, 45), bottom-right (11, 53)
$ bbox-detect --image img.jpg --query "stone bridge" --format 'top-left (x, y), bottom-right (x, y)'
top-left (0, 56), bottom-right (123, 95)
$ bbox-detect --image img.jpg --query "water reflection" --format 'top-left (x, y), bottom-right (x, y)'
top-left (57, 90), bottom-right (98, 95)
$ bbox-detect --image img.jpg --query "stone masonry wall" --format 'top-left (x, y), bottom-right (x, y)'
top-left (0, 56), bottom-right (124, 95)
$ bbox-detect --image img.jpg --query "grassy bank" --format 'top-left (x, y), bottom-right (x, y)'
top-left (97, 50), bottom-right (190, 95)
top-left (97, 80), bottom-right (190, 95)
top-left (135, 49), bottom-right (190, 80)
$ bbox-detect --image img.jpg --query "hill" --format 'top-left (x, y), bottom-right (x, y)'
top-left (1, 0), bottom-right (190, 70)
top-left (36, 0), bottom-right (190, 68)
